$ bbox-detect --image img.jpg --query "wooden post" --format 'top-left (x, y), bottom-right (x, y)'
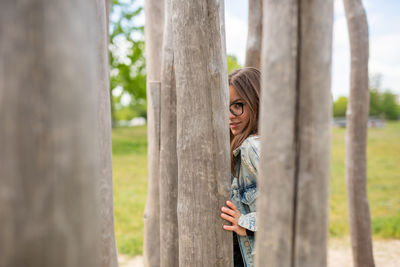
top-left (171, 0), bottom-right (232, 266)
top-left (0, 1), bottom-right (100, 266)
top-left (95, 1), bottom-right (119, 266)
top-left (159, 0), bottom-right (179, 265)
top-left (343, 0), bottom-right (375, 266)
top-left (245, 0), bottom-right (263, 69)
top-left (257, 0), bottom-right (333, 266)
top-left (143, 0), bottom-right (164, 266)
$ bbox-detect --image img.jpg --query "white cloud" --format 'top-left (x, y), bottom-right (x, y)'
top-left (224, 11), bottom-right (248, 65)
top-left (225, 0), bottom-right (400, 100)
top-left (331, 0), bottom-right (350, 100)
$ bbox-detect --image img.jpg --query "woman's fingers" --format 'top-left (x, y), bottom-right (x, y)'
top-left (222, 225), bottom-right (235, 231)
top-left (226, 200), bottom-right (238, 212)
top-left (221, 206), bottom-right (236, 217)
top-left (220, 213), bottom-right (235, 224)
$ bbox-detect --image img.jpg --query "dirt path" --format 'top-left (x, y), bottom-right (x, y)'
top-left (328, 237), bottom-right (400, 267)
top-left (119, 238), bottom-right (400, 267)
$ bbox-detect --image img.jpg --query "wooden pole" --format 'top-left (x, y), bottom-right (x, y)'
top-left (257, 0), bottom-right (333, 266)
top-left (159, 0), bottom-right (179, 265)
top-left (95, 0), bottom-right (119, 266)
top-left (143, 0), bottom-right (164, 266)
top-left (343, 0), bottom-right (375, 266)
top-left (171, 0), bottom-right (232, 265)
top-left (245, 0), bottom-right (263, 69)
top-left (0, 1), bottom-right (100, 266)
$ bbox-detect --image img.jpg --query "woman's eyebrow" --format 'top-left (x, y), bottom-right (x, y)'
top-left (231, 98), bottom-right (244, 103)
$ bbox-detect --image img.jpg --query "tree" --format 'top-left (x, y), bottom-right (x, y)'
top-left (143, 0), bottom-right (164, 266)
top-left (109, 0), bottom-right (146, 125)
top-left (245, 0), bottom-right (262, 69)
top-left (333, 96), bottom-right (348, 117)
top-left (369, 88), bottom-right (382, 116)
top-left (257, 1), bottom-right (333, 266)
top-left (343, 0), bottom-right (375, 266)
top-left (381, 91), bottom-right (399, 120)
top-left (171, 0), bottom-right (232, 265)
top-left (227, 54), bottom-right (242, 73)
top-left (0, 1), bottom-right (101, 266)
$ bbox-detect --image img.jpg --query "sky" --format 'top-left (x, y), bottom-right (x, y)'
top-left (225, 0), bottom-right (400, 100)
top-left (126, 0), bottom-right (400, 101)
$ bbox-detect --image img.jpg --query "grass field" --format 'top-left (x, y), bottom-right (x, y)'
top-left (112, 122), bottom-right (400, 256)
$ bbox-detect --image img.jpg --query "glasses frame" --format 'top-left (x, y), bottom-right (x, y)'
top-left (229, 102), bottom-right (245, 116)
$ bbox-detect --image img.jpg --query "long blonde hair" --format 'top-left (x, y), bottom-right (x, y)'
top-left (229, 67), bottom-right (261, 175)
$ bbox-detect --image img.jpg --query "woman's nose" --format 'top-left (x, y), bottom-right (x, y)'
top-left (229, 110), bottom-right (236, 119)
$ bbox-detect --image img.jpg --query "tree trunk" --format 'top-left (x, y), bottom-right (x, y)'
top-left (171, 0), bottom-right (232, 266)
top-left (343, 1), bottom-right (375, 266)
top-left (245, 0), bottom-right (262, 69)
top-left (159, 0), bottom-right (179, 266)
top-left (95, 1), bottom-right (119, 266)
top-left (0, 1), bottom-right (100, 267)
top-left (257, 1), bottom-right (333, 266)
top-left (106, 0), bottom-right (111, 28)
top-left (143, 0), bottom-right (164, 266)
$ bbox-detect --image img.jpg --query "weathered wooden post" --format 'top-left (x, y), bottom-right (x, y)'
top-left (0, 1), bottom-right (101, 266)
top-left (257, 0), bottom-right (333, 266)
top-left (159, 0), bottom-right (179, 265)
top-left (171, 0), bottom-right (232, 265)
top-left (95, 0), bottom-right (119, 266)
top-left (245, 0), bottom-right (263, 69)
top-left (143, 0), bottom-right (164, 266)
top-left (343, 0), bottom-right (375, 266)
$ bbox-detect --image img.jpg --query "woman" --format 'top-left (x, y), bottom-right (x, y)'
top-left (221, 67), bottom-right (260, 267)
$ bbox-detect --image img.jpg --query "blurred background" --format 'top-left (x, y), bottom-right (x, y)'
top-left (110, 0), bottom-right (399, 259)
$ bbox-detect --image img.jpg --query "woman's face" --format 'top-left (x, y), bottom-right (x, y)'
top-left (229, 85), bottom-right (250, 136)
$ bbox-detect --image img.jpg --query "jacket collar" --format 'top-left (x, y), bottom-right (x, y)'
top-left (232, 135), bottom-right (259, 157)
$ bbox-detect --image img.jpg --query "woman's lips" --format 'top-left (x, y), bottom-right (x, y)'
top-left (230, 122), bottom-right (240, 129)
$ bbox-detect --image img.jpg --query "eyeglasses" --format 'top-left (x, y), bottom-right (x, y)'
top-left (229, 102), bottom-right (245, 116)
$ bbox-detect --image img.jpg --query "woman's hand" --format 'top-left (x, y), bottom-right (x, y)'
top-left (221, 200), bottom-right (247, 236)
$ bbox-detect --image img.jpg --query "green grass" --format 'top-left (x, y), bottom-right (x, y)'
top-left (329, 122), bottom-right (400, 238)
top-left (112, 122), bottom-right (400, 256)
top-left (112, 126), bottom-right (148, 256)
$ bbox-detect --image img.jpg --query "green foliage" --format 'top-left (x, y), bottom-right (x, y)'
top-left (369, 88), bottom-right (382, 116)
top-left (333, 96), bottom-right (348, 117)
top-left (110, 0), bottom-right (146, 124)
top-left (332, 74), bottom-right (400, 120)
top-left (381, 91), bottom-right (399, 120)
top-left (368, 73), bottom-right (400, 120)
top-left (227, 54), bottom-right (242, 74)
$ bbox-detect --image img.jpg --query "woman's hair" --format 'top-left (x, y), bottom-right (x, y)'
top-left (229, 67), bottom-right (261, 175)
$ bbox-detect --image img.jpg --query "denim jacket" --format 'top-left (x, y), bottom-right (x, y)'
top-left (231, 135), bottom-right (259, 267)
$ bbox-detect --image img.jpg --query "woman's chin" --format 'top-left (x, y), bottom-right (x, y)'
top-left (230, 129), bottom-right (241, 136)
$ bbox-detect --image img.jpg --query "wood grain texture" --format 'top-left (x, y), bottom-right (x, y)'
top-left (171, 0), bottom-right (232, 266)
top-left (257, 0), bottom-right (333, 266)
top-left (143, 0), bottom-right (164, 266)
top-left (294, 1), bottom-right (333, 266)
top-left (144, 81), bottom-right (161, 267)
top-left (343, 0), bottom-right (375, 266)
top-left (257, 1), bottom-right (298, 266)
top-left (0, 1), bottom-right (100, 266)
top-left (245, 0), bottom-right (263, 69)
top-left (159, 0), bottom-right (179, 265)
top-left (95, 1), bottom-right (119, 266)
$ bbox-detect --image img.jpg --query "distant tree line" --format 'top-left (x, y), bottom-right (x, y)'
top-left (333, 75), bottom-right (400, 120)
